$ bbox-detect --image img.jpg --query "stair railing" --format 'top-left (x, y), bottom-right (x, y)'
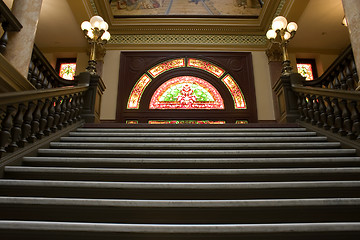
top-left (274, 46), bottom-right (360, 141)
top-left (28, 45), bottom-right (78, 89)
top-left (0, 71), bottom-right (105, 159)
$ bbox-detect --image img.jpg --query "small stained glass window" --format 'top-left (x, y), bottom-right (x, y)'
top-left (59, 63), bottom-right (76, 80)
top-left (56, 58), bottom-right (77, 80)
top-left (296, 59), bottom-right (318, 81)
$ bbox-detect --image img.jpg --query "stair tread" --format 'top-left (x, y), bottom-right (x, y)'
top-left (76, 127), bottom-right (308, 132)
top-left (6, 166), bottom-right (360, 175)
top-left (37, 148), bottom-right (356, 157)
top-left (60, 136), bottom-right (328, 143)
top-left (69, 132), bottom-right (318, 137)
top-left (1, 196), bottom-right (360, 207)
top-left (1, 220), bottom-right (360, 233)
top-left (1, 179), bottom-right (360, 189)
top-left (49, 142), bottom-right (340, 149)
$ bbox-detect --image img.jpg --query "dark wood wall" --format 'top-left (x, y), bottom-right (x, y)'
top-left (116, 52), bottom-right (257, 123)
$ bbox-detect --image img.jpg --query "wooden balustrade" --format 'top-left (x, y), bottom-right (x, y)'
top-left (28, 45), bottom-right (78, 89)
top-left (0, 85), bottom-right (88, 158)
top-left (305, 46), bottom-right (358, 90)
top-left (292, 84), bottom-right (360, 140)
top-left (0, 0), bottom-right (22, 54)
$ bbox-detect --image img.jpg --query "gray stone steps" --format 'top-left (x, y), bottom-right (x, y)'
top-left (5, 166), bottom-right (360, 182)
top-left (37, 148), bottom-right (356, 158)
top-left (0, 179), bottom-right (359, 200)
top-left (22, 156), bottom-right (360, 169)
top-left (60, 136), bottom-right (328, 143)
top-left (49, 142), bottom-right (340, 150)
top-left (2, 125), bottom-right (360, 239)
top-left (1, 221), bottom-right (360, 240)
top-left (76, 127), bottom-right (308, 133)
top-left (68, 131), bottom-right (318, 137)
top-left (1, 197), bottom-right (359, 224)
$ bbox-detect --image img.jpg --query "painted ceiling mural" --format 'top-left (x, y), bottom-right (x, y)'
top-left (109, 0), bottom-right (264, 17)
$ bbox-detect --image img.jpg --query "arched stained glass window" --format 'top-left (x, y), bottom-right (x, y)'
top-left (127, 74), bottom-right (152, 109)
top-left (149, 76), bottom-right (224, 110)
top-left (221, 75), bottom-right (247, 109)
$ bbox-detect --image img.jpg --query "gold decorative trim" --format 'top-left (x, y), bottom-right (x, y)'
top-left (109, 34), bottom-right (267, 45)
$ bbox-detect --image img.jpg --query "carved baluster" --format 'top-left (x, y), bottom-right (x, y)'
top-left (297, 93), bottom-right (305, 121)
top-left (317, 96), bottom-right (326, 128)
top-left (68, 95), bottom-right (76, 124)
top-left (312, 95), bottom-right (320, 125)
top-left (37, 99), bottom-right (51, 138)
top-left (344, 62), bottom-right (355, 90)
top-left (62, 96), bottom-right (70, 127)
top-left (303, 95), bottom-right (311, 123)
top-left (340, 99), bottom-right (351, 136)
top-left (45, 98), bottom-right (56, 136)
top-left (325, 97), bottom-right (334, 130)
top-left (350, 57), bottom-right (359, 88)
top-left (29, 100), bottom-right (43, 142)
top-left (0, 106), bottom-right (17, 156)
top-left (333, 71), bottom-right (341, 89)
top-left (332, 98), bottom-right (341, 134)
top-left (350, 101), bottom-right (360, 139)
top-left (302, 95), bottom-right (308, 122)
top-left (305, 95), bottom-right (314, 122)
top-left (78, 93), bottom-right (84, 120)
top-left (71, 94), bottom-right (79, 123)
top-left (52, 97), bottom-right (62, 132)
top-left (8, 104), bottom-right (27, 152)
top-left (19, 102), bottom-right (36, 148)
top-left (339, 66), bottom-right (347, 90)
top-left (57, 97), bottom-right (66, 130)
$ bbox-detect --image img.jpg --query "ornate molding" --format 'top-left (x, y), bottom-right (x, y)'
top-left (109, 34), bottom-right (267, 45)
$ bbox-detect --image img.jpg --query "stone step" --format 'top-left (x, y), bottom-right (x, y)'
top-left (37, 148), bottom-right (357, 158)
top-left (49, 142), bottom-right (340, 150)
top-left (76, 127), bottom-right (308, 133)
top-left (0, 221), bottom-right (359, 240)
top-left (0, 179), bottom-right (359, 199)
top-left (1, 197), bottom-right (359, 224)
top-left (68, 131), bottom-right (318, 137)
top-left (22, 156), bottom-right (360, 169)
top-left (5, 166), bottom-right (360, 182)
top-left (60, 136), bottom-right (328, 143)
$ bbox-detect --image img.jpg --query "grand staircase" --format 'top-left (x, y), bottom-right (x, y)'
top-left (1, 125), bottom-right (360, 239)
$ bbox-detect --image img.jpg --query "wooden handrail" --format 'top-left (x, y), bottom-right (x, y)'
top-left (0, 85), bottom-right (88, 106)
top-left (0, 1), bottom-right (22, 32)
top-left (292, 85), bottom-right (360, 101)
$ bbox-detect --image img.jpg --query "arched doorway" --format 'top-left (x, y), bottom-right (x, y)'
top-left (116, 52), bottom-right (257, 123)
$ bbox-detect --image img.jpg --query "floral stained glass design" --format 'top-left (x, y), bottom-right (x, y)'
top-left (126, 120), bottom-right (138, 124)
top-left (148, 120), bottom-right (226, 124)
top-left (59, 63), bottom-right (76, 80)
top-left (297, 63), bottom-right (314, 80)
top-left (235, 120), bottom-right (248, 124)
top-left (149, 76), bottom-right (224, 109)
top-left (127, 74), bottom-right (152, 109)
top-left (187, 58), bottom-right (225, 78)
top-left (148, 58), bottom-right (185, 78)
top-left (221, 75), bottom-right (247, 109)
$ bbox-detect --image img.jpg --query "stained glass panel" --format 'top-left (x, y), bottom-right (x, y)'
top-left (297, 63), bottom-right (314, 80)
top-left (221, 75), bottom-right (247, 109)
top-left (149, 76), bottom-right (224, 109)
top-left (235, 120), bottom-right (248, 124)
top-left (148, 120), bottom-right (226, 124)
top-left (148, 58), bottom-right (185, 78)
top-left (187, 58), bottom-right (225, 78)
top-left (126, 120), bottom-right (138, 124)
top-left (127, 74), bottom-right (152, 109)
top-left (59, 63), bottom-right (76, 80)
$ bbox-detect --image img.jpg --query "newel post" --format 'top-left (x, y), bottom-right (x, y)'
top-left (76, 72), bottom-right (106, 123)
top-left (272, 73), bottom-right (303, 123)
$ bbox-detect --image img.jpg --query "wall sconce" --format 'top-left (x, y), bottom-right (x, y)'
top-left (81, 16), bottom-right (111, 75)
top-left (266, 16), bottom-right (298, 75)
